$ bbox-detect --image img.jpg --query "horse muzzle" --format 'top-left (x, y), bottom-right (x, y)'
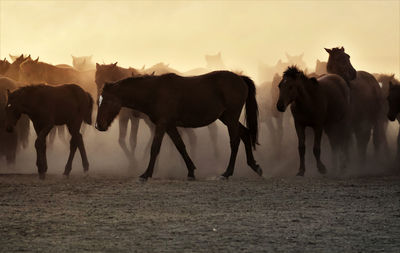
top-left (387, 113), bottom-right (396, 122)
top-left (95, 122), bottom-right (107, 131)
top-left (276, 100), bottom-right (287, 112)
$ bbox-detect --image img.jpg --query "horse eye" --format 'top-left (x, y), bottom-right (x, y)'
top-left (7, 104), bottom-right (11, 108)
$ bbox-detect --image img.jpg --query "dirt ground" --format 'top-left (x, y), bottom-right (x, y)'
top-left (0, 172), bottom-right (399, 253)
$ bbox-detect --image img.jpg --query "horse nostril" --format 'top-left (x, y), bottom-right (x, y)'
top-left (276, 102), bottom-right (285, 112)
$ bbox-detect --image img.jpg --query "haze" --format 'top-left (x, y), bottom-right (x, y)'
top-left (1, 0), bottom-right (399, 80)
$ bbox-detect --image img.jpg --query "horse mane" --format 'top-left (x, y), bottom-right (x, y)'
top-left (283, 66), bottom-right (307, 80)
top-left (103, 73), bottom-right (180, 91)
top-left (12, 84), bottom-right (48, 95)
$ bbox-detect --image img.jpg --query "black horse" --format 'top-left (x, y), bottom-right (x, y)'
top-left (277, 66), bottom-right (350, 176)
top-left (5, 84), bottom-right (93, 179)
top-left (325, 47), bottom-right (387, 161)
top-left (387, 81), bottom-right (400, 170)
top-left (95, 71), bottom-right (262, 180)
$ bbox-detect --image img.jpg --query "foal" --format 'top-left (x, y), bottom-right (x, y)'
top-left (277, 66), bottom-right (350, 176)
top-left (5, 84), bottom-right (93, 179)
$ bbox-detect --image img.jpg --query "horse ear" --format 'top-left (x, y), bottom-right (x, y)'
top-left (34, 57), bottom-right (39, 63)
top-left (390, 74), bottom-right (395, 79)
top-left (389, 81), bottom-right (394, 89)
top-left (324, 48), bottom-right (332, 54)
top-left (113, 62), bottom-right (118, 66)
top-left (340, 47), bottom-right (345, 52)
top-left (96, 63), bottom-right (100, 69)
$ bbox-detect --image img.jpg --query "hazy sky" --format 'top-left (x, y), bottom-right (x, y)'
top-left (1, 0), bottom-right (399, 80)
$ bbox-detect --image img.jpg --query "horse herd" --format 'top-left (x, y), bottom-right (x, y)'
top-left (0, 47), bottom-right (399, 180)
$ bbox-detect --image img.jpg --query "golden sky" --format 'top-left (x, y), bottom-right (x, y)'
top-left (1, 0), bottom-right (399, 80)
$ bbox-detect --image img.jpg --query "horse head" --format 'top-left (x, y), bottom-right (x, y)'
top-left (5, 89), bottom-right (23, 132)
top-left (325, 47), bottom-right (357, 82)
top-left (276, 66), bottom-right (316, 112)
top-left (95, 82), bottom-right (122, 131)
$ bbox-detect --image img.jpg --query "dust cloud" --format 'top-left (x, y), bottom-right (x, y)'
top-left (0, 1), bottom-right (399, 178)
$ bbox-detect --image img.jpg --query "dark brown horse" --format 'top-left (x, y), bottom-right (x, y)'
top-left (19, 57), bottom-right (97, 97)
top-left (0, 58), bottom-right (11, 75)
top-left (258, 73), bottom-right (285, 152)
top-left (95, 62), bottom-right (151, 162)
top-left (5, 84), bottom-right (93, 179)
top-left (325, 47), bottom-right (387, 160)
top-left (4, 54), bottom-right (31, 81)
top-left (95, 71), bottom-right (262, 180)
top-left (387, 81), bottom-right (400, 170)
top-left (0, 77), bottom-right (30, 167)
top-left (277, 66), bottom-right (350, 176)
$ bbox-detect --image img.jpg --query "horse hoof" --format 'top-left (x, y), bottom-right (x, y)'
top-left (219, 175), bottom-right (229, 180)
top-left (39, 173), bottom-right (46, 180)
top-left (255, 166), bottom-right (263, 177)
top-left (296, 171), bottom-right (305, 177)
top-left (83, 171), bottom-right (89, 178)
top-left (138, 176), bottom-right (148, 182)
top-left (318, 167), bottom-right (327, 175)
top-left (187, 176), bottom-right (195, 181)
top-left (63, 173), bottom-right (70, 178)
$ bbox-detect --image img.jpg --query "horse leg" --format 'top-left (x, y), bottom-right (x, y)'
top-left (355, 124), bottom-right (371, 163)
top-left (76, 132), bottom-right (89, 174)
top-left (167, 127), bottom-right (197, 180)
top-left (34, 125), bottom-right (52, 179)
top-left (63, 132), bottom-right (78, 176)
top-left (142, 118), bottom-right (155, 159)
top-left (129, 115), bottom-right (139, 160)
top-left (276, 115), bottom-right (284, 154)
top-left (373, 119), bottom-right (388, 158)
top-left (185, 128), bottom-right (197, 158)
top-left (219, 115), bottom-right (240, 178)
top-left (294, 121), bottom-right (306, 176)
top-left (118, 114), bottom-right (131, 160)
top-left (140, 124), bottom-right (166, 180)
top-left (397, 125), bottom-right (400, 172)
top-left (313, 127), bottom-right (326, 174)
top-left (239, 123), bottom-right (262, 176)
top-left (207, 123), bottom-right (220, 158)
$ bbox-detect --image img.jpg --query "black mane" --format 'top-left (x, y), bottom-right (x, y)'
top-left (283, 66), bottom-right (307, 80)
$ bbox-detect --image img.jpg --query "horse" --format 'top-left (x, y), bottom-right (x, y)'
top-left (387, 81), bottom-right (400, 170)
top-left (325, 47), bottom-right (387, 160)
top-left (4, 54), bottom-right (31, 81)
top-left (277, 66), bottom-right (350, 176)
top-left (95, 62), bottom-right (153, 162)
top-left (95, 71), bottom-right (262, 180)
top-left (19, 57), bottom-right (97, 97)
top-left (258, 73), bottom-right (285, 153)
top-left (0, 58), bottom-right (11, 75)
top-left (5, 84), bottom-right (93, 179)
top-left (0, 77), bottom-right (30, 167)
top-left (314, 60), bottom-right (327, 76)
top-left (258, 53), bottom-right (307, 83)
top-left (72, 55), bottom-right (95, 71)
top-left (9, 54), bottom-right (30, 63)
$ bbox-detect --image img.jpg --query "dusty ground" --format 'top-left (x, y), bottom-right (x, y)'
top-left (0, 173), bottom-right (399, 252)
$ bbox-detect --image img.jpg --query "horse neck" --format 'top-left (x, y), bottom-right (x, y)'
top-left (115, 67), bottom-right (131, 80)
top-left (295, 82), bottom-right (316, 110)
top-left (114, 79), bottom-right (152, 111)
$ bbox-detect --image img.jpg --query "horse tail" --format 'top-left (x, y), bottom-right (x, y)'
top-left (84, 92), bottom-right (93, 125)
top-left (241, 75), bottom-right (259, 149)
